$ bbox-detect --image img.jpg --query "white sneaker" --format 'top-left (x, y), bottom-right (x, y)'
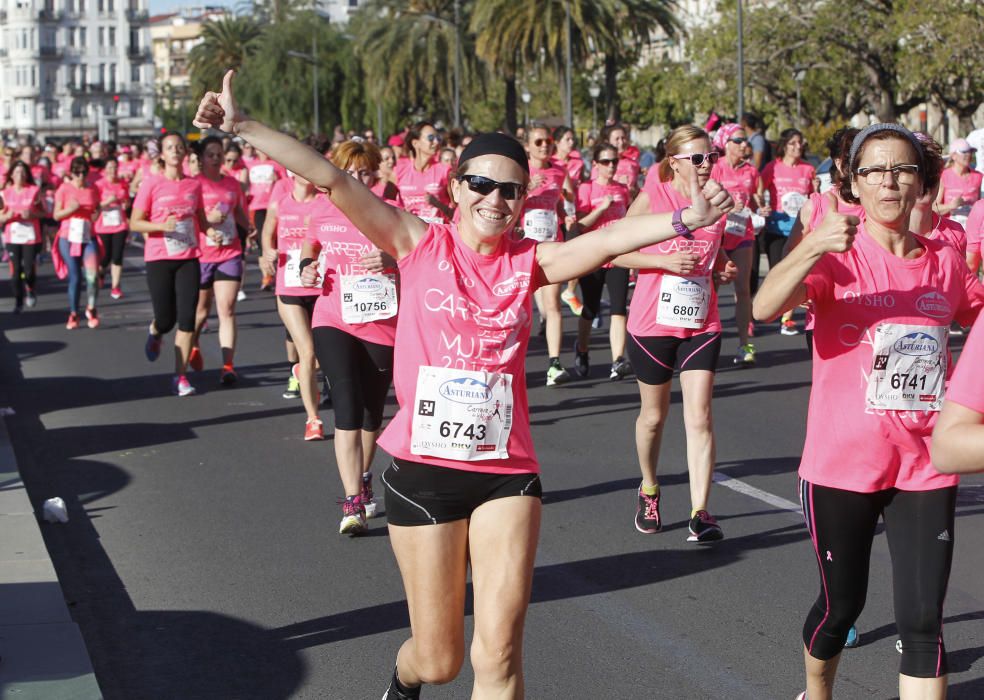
top-left (237, 289), bottom-right (247, 302)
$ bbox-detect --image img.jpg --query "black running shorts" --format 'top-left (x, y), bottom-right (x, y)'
top-left (381, 458), bottom-right (542, 526)
top-left (627, 331), bottom-right (722, 385)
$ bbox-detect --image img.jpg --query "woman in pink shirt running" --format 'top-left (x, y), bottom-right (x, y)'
top-left (53, 157), bottom-right (101, 329)
top-left (94, 157), bottom-right (131, 299)
top-left (395, 121), bottom-right (455, 225)
top-left (0, 160), bottom-right (44, 312)
top-left (934, 138), bottom-right (982, 226)
top-left (194, 70), bottom-right (733, 700)
top-left (755, 123), bottom-right (984, 700)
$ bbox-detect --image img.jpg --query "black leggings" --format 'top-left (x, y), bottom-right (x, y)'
top-left (312, 325), bottom-right (393, 431)
top-left (762, 231), bottom-right (788, 272)
top-left (7, 243), bottom-right (37, 304)
top-left (800, 480), bottom-right (956, 678)
top-left (579, 266), bottom-right (629, 321)
top-left (146, 258), bottom-right (201, 334)
top-left (98, 232), bottom-right (127, 267)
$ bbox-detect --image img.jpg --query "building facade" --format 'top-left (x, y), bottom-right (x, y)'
top-left (149, 7), bottom-right (227, 114)
top-left (0, 0), bottom-right (154, 142)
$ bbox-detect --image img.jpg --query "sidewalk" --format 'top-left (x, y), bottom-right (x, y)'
top-left (0, 414), bottom-right (103, 700)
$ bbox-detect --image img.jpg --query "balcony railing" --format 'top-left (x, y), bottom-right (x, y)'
top-left (126, 8), bottom-right (149, 22)
top-left (127, 46), bottom-right (151, 61)
top-left (39, 46), bottom-right (62, 59)
top-left (38, 9), bottom-right (61, 21)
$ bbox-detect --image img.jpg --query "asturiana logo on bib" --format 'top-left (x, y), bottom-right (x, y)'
top-left (893, 332), bottom-right (939, 356)
top-left (354, 277), bottom-right (383, 292)
top-left (492, 272), bottom-right (531, 297)
top-left (439, 377), bottom-right (493, 404)
top-left (916, 292), bottom-right (951, 319)
top-left (673, 279), bottom-right (704, 298)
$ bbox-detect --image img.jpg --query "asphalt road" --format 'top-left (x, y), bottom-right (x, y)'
top-left (2, 248), bottom-right (983, 700)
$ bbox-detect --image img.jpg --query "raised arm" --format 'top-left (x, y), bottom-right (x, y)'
top-left (535, 168), bottom-right (732, 286)
top-left (752, 192), bottom-right (858, 322)
top-left (193, 70), bottom-right (427, 259)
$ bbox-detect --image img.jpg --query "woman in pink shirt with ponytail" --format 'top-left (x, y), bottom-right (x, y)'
top-left (195, 70), bottom-right (734, 700)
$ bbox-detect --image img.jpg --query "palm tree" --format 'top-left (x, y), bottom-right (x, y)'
top-left (350, 0), bottom-right (480, 126)
top-left (188, 15), bottom-right (262, 97)
top-left (471, 0), bottom-right (680, 126)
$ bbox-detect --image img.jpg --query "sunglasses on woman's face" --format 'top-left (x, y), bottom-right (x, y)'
top-left (457, 174), bottom-right (526, 200)
top-left (728, 137), bottom-right (748, 145)
top-left (533, 138), bottom-right (554, 147)
top-left (596, 157), bottom-right (619, 167)
top-left (425, 134), bottom-right (442, 143)
top-left (671, 152), bottom-right (720, 167)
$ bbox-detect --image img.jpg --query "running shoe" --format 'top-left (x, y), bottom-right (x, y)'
top-left (546, 359), bottom-right (571, 387)
top-left (220, 364), bottom-right (238, 386)
top-left (172, 374), bottom-right (197, 397)
top-left (383, 667), bottom-right (421, 700)
top-left (304, 417), bottom-right (324, 441)
top-left (610, 356), bottom-right (632, 380)
top-left (339, 495), bottom-right (367, 536)
top-left (188, 346), bottom-right (204, 372)
top-left (687, 510), bottom-right (724, 543)
top-left (362, 472), bottom-right (377, 518)
top-left (560, 288), bottom-right (584, 316)
top-left (592, 311), bottom-right (603, 330)
top-left (110, 287), bottom-right (123, 300)
top-left (12, 303), bottom-right (23, 314)
top-left (24, 290), bottom-right (37, 307)
top-left (734, 343), bottom-right (756, 366)
top-left (260, 274), bottom-right (274, 291)
top-left (236, 289), bottom-right (247, 302)
top-left (780, 318), bottom-right (799, 336)
top-left (574, 344), bottom-right (590, 378)
top-left (145, 328), bottom-right (162, 362)
top-left (794, 693), bottom-right (806, 700)
top-left (283, 364), bottom-right (301, 399)
top-left (635, 484), bottom-right (662, 534)
top-left (844, 625), bottom-right (859, 648)
top-left (65, 312), bottom-right (79, 330)
top-left (85, 307), bottom-right (100, 329)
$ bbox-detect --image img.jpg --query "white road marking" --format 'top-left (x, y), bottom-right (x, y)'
top-left (713, 471), bottom-right (802, 513)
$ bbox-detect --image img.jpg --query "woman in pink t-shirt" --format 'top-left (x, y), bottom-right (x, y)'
top-left (260, 172), bottom-right (327, 437)
top-left (53, 157), bottom-right (101, 329)
top-left (394, 121), bottom-right (454, 224)
top-left (755, 123), bottom-right (984, 700)
top-left (0, 160), bottom-right (44, 312)
top-left (130, 134), bottom-right (216, 397)
top-left (194, 71), bottom-right (733, 698)
top-left (909, 134), bottom-right (968, 257)
top-left (94, 157), bottom-right (131, 300)
top-left (616, 125), bottom-right (736, 542)
top-left (551, 126), bottom-right (587, 315)
top-left (932, 313), bottom-right (984, 473)
top-left (711, 122), bottom-right (762, 365)
top-left (522, 126), bottom-right (576, 387)
top-left (573, 143), bottom-right (632, 380)
top-left (934, 138), bottom-right (982, 226)
top-left (189, 136), bottom-right (251, 385)
top-left (297, 141), bottom-right (400, 528)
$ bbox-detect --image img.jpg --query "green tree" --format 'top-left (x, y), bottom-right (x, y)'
top-left (350, 0), bottom-right (481, 127)
top-left (188, 15), bottom-right (262, 98)
top-left (896, 0), bottom-right (984, 133)
top-left (619, 60), bottom-right (704, 129)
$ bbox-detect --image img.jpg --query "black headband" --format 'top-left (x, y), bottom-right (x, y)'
top-left (848, 123), bottom-right (924, 173)
top-left (457, 133), bottom-right (530, 175)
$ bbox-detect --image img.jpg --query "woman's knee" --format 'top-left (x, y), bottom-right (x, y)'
top-left (414, 642), bottom-right (465, 685)
top-left (637, 405), bottom-right (668, 433)
top-left (470, 633), bottom-right (520, 682)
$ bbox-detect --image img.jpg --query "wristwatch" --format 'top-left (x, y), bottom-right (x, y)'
top-left (672, 207), bottom-right (693, 239)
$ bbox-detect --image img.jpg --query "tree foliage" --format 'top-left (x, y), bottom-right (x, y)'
top-left (188, 15), bottom-right (261, 98)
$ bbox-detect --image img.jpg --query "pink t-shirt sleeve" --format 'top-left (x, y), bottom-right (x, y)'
top-left (804, 254), bottom-right (836, 304)
top-left (966, 200), bottom-right (984, 256)
top-left (133, 178), bottom-right (153, 212)
top-left (947, 314), bottom-right (984, 412)
top-left (955, 262), bottom-right (984, 328)
top-left (575, 183), bottom-right (591, 214)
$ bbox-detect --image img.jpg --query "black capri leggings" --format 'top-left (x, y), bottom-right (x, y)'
top-left (762, 231), bottom-right (788, 272)
top-left (312, 325), bottom-right (393, 431)
top-left (146, 258), bottom-right (201, 334)
top-left (800, 480), bottom-right (956, 678)
top-left (579, 266), bottom-right (629, 321)
top-left (99, 232), bottom-right (127, 268)
top-left (7, 243), bottom-right (38, 304)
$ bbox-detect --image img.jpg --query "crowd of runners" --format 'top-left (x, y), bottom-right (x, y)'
top-left (3, 69), bottom-right (984, 699)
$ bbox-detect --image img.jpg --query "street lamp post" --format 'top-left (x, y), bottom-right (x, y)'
top-left (588, 82), bottom-right (600, 134)
top-left (521, 89), bottom-right (531, 128)
top-left (794, 68), bottom-right (807, 127)
top-left (737, 0), bottom-right (745, 118)
top-left (564, 0), bottom-right (573, 127)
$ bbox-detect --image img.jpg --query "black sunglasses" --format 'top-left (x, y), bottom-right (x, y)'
top-left (533, 138), bottom-right (554, 147)
top-left (457, 174), bottom-right (526, 200)
top-left (596, 157), bottom-right (619, 166)
top-left (728, 137), bottom-right (748, 145)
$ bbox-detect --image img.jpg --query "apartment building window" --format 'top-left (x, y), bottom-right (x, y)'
top-left (97, 0), bottom-right (103, 11)
top-left (66, 27), bottom-right (74, 46)
top-left (109, 27), bottom-right (115, 46)
top-left (108, 0), bottom-right (113, 11)
top-left (31, 65), bottom-right (35, 87)
top-left (129, 28), bottom-right (139, 49)
top-left (78, 0), bottom-right (85, 13)
top-left (3, 102), bottom-right (10, 120)
top-left (129, 98), bottom-right (141, 117)
top-left (131, 64), bottom-right (140, 83)
top-left (80, 27), bottom-right (86, 45)
top-left (98, 27), bottom-right (104, 46)
top-left (65, 0), bottom-right (73, 13)
top-left (44, 101), bottom-right (58, 120)
top-left (72, 100), bottom-right (82, 117)
top-left (97, 63), bottom-right (104, 88)
top-left (80, 63), bottom-right (87, 88)
top-left (108, 63), bottom-right (115, 91)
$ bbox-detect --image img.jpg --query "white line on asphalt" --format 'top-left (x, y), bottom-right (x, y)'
top-left (713, 471), bottom-right (802, 513)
